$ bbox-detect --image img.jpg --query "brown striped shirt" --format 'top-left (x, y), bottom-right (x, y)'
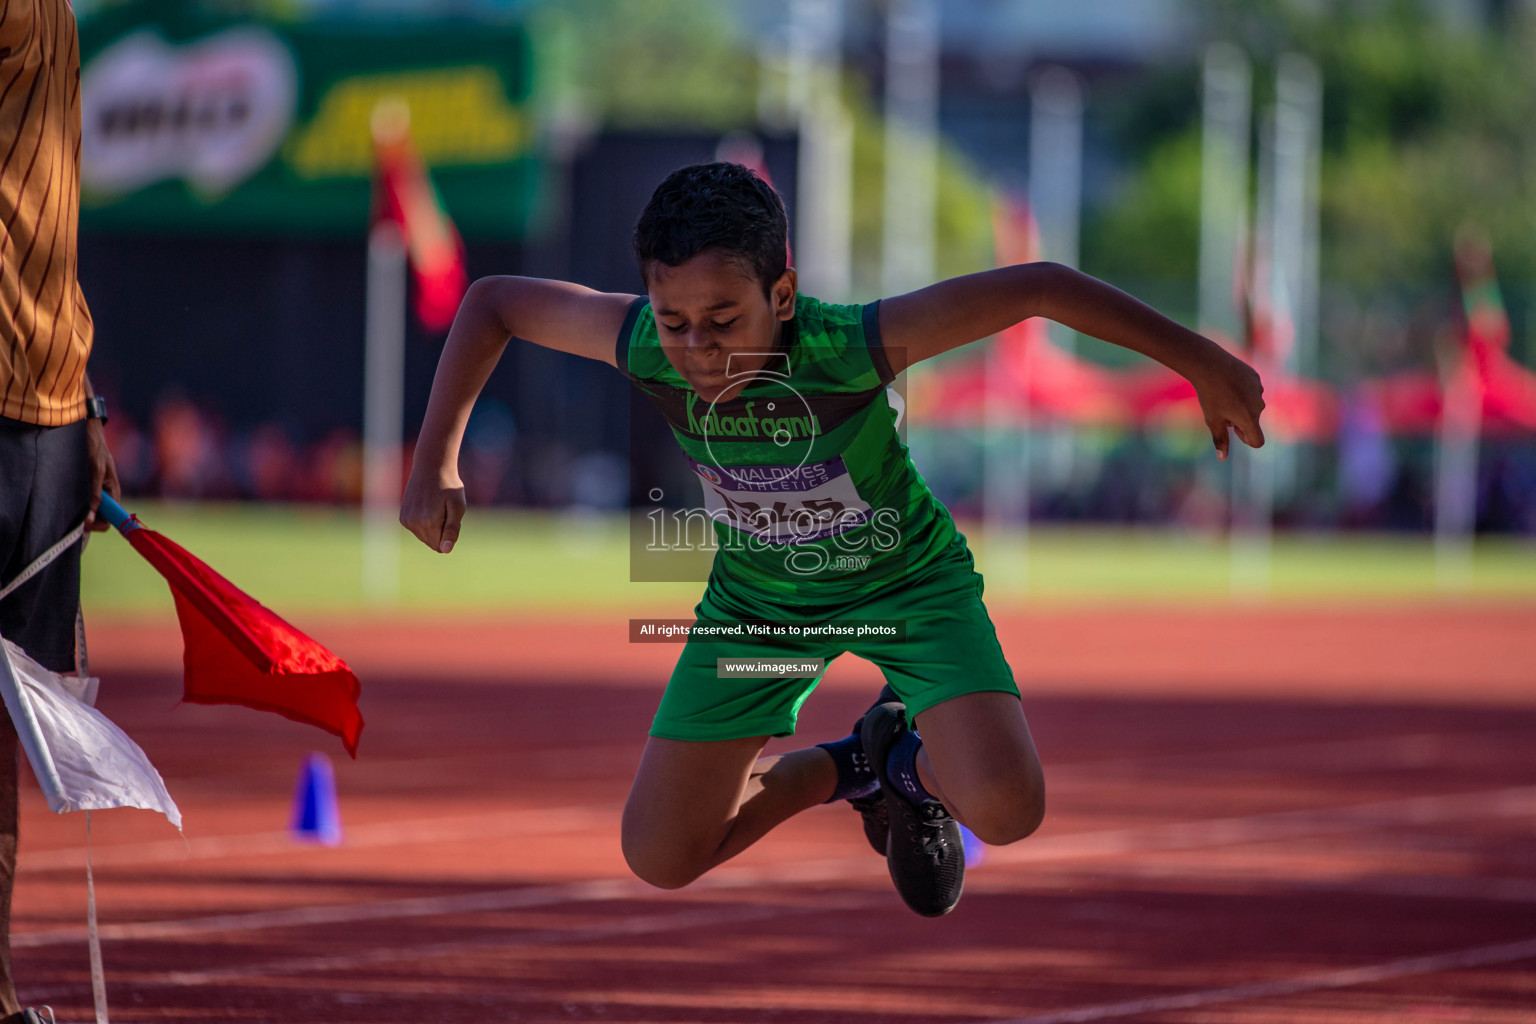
top-left (0, 0), bottom-right (91, 426)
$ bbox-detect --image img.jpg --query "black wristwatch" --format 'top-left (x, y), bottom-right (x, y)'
top-left (85, 395), bottom-right (108, 425)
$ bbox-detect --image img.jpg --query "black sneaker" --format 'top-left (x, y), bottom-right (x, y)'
top-left (2, 1008), bottom-right (57, 1024)
top-left (847, 792), bottom-right (888, 855)
top-left (847, 685), bottom-right (899, 854)
top-left (861, 701), bottom-right (965, 917)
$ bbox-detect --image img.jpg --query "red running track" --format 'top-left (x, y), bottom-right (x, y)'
top-left (13, 604), bottom-right (1536, 1023)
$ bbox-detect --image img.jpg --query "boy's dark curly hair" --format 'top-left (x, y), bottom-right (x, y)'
top-left (632, 162), bottom-right (789, 295)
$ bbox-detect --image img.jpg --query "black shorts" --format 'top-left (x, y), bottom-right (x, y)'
top-left (0, 416), bottom-right (90, 673)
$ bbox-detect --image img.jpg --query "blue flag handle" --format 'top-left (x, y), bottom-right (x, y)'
top-left (95, 493), bottom-right (134, 532)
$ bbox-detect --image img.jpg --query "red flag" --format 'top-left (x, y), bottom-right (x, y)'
top-left (993, 192), bottom-right (1042, 268)
top-left (103, 498), bottom-right (363, 757)
top-left (993, 193), bottom-right (1121, 421)
top-left (1456, 227), bottom-right (1511, 355)
top-left (990, 193), bottom-right (1051, 369)
top-left (1453, 228), bottom-right (1536, 431)
top-left (716, 134), bottom-right (794, 270)
top-left (373, 101), bottom-right (467, 332)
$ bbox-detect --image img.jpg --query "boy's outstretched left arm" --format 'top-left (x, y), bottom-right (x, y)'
top-left (879, 262), bottom-right (1266, 460)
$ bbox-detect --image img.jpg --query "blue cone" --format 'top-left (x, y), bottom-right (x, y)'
top-left (291, 752), bottom-right (342, 846)
top-left (959, 823), bottom-right (987, 867)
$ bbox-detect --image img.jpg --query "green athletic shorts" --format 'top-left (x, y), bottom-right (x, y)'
top-left (650, 540), bottom-right (1020, 742)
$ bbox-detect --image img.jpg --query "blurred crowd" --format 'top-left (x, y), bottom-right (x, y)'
top-left (106, 393), bottom-right (630, 512)
top-left (113, 392), bottom-right (1536, 534)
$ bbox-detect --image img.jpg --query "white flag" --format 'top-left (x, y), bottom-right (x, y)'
top-left (0, 635), bottom-right (180, 829)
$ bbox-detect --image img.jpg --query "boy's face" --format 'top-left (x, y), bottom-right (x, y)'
top-left (646, 249), bottom-right (796, 403)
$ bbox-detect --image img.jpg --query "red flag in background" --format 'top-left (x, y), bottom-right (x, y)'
top-left (991, 194), bottom-right (1123, 421)
top-left (993, 192), bottom-right (1042, 267)
top-left (916, 194), bottom-right (1126, 426)
top-left (716, 133), bottom-right (794, 269)
top-left (102, 498), bottom-right (363, 757)
top-left (372, 99), bottom-right (467, 332)
top-left (1118, 201), bottom-right (1339, 441)
top-left (1455, 227), bottom-right (1536, 432)
top-left (990, 193), bottom-right (1050, 359)
top-left (1365, 229), bottom-right (1536, 435)
top-left (1457, 227), bottom-right (1511, 356)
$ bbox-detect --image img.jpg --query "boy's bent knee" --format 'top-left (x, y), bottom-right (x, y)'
top-left (626, 859), bottom-right (703, 890)
top-left (622, 844), bottom-right (705, 890)
top-left (958, 782), bottom-right (1045, 847)
top-left (965, 802), bottom-right (1044, 846)
top-left (620, 828), bottom-right (712, 890)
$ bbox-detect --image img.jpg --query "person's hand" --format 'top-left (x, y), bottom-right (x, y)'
top-left (399, 463), bottom-right (467, 553)
top-left (84, 418), bottom-right (121, 531)
top-left (1191, 349), bottom-right (1266, 461)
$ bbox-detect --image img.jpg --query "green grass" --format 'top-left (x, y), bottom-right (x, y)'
top-left (971, 529), bottom-right (1536, 601)
top-left (80, 502), bottom-right (1536, 617)
top-left (82, 504), bottom-right (698, 616)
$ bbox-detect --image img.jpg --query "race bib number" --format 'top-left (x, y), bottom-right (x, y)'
top-left (689, 455), bottom-right (872, 545)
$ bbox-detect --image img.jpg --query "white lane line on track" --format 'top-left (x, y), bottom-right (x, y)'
top-left (108, 743), bottom-right (644, 791)
top-left (1342, 874), bottom-right (1536, 904)
top-left (1049, 728), bottom-right (1530, 780)
top-left (19, 891), bottom-right (885, 1002)
top-left (14, 847), bottom-right (889, 951)
top-left (15, 784), bottom-right (1536, 952)
top-left (12, 877), bottom-right (644, 948)
top-left (974, 935), bottom-right (1536, 1024)
top-left (1026, 861), bottom-right (1536, 906)
top-left (158, 893), bottom-right (885, 985)
top-left (22, 726), bottom-right (1517, 874)
top-left (981, 784), bottom-right (1536, 867)
top-left (18, 804), bottom-right (619, 874)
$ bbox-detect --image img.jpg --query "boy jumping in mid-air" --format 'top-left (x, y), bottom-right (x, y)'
top-left (400, 163), bottom-right (1265, 916)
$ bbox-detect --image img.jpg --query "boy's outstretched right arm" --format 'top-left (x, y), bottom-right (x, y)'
top-left (400, 277), bottom-right (638, 553)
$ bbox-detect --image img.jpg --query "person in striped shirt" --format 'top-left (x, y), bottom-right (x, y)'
top-left (1, 0), bottom-right (121, 1019)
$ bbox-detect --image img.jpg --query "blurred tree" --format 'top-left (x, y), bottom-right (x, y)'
top-left (1080, 128), bottom-right (1202, 320)
top-left (847, 83), bottom-right (995, 298)
top-left (537, 0), bottom-right (994, 299)
top-left (546, 0), bottom-right (758, 131)
top-left (1085, 0), bottom-right (1536, 371)
top-left (1303, 2), bottom-right (1536, 298)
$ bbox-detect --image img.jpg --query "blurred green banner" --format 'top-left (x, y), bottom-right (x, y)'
top-left (79, 6), bottom-right (543, 239)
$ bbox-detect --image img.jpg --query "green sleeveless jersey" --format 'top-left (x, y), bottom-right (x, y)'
top-left (617, 293), bottom-right (962, 606)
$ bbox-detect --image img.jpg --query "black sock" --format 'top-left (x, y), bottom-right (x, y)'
top-left (815, 733), bottom-right (879, 802)
top-left (887, 727), bottom-right (936, 803)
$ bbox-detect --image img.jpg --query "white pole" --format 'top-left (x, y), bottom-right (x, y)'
top-left (1278, 53), bottom-right (1322, 382)
top-left (1029, 67), bottom-right (1083, 285)
top-left (1270, 54), bottom-right (1317, 504)
top-left (756, 33), bottom-right (792, 130)
top-left (881, 0), bottom-right (939, 297)
top-left (1199, 43), bottom-right (1252, 549)
top-left (1028, 66), bottom-right (1083, 491)
top-left (1198, 42), bottom-right (1250, 341)
top-left (1434, 357), bottom-right (1480, 588)
top-left (1281, 54), bottom-right (1323, 504)
top-left (1232, 107), bottom-right (1277, 597)
top-left (1231, 431), bottom-right (1274, 598)
top-left (792, 0), bottom-right (852, 301)
top-left (983, 335), bottom-right (1029, 590)
top-left (363, 222), bottom-right (407, 603)
top-left (787, 0), bottom-right (815, 121)
top-left (820, 101), bottom-right (854, 301)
